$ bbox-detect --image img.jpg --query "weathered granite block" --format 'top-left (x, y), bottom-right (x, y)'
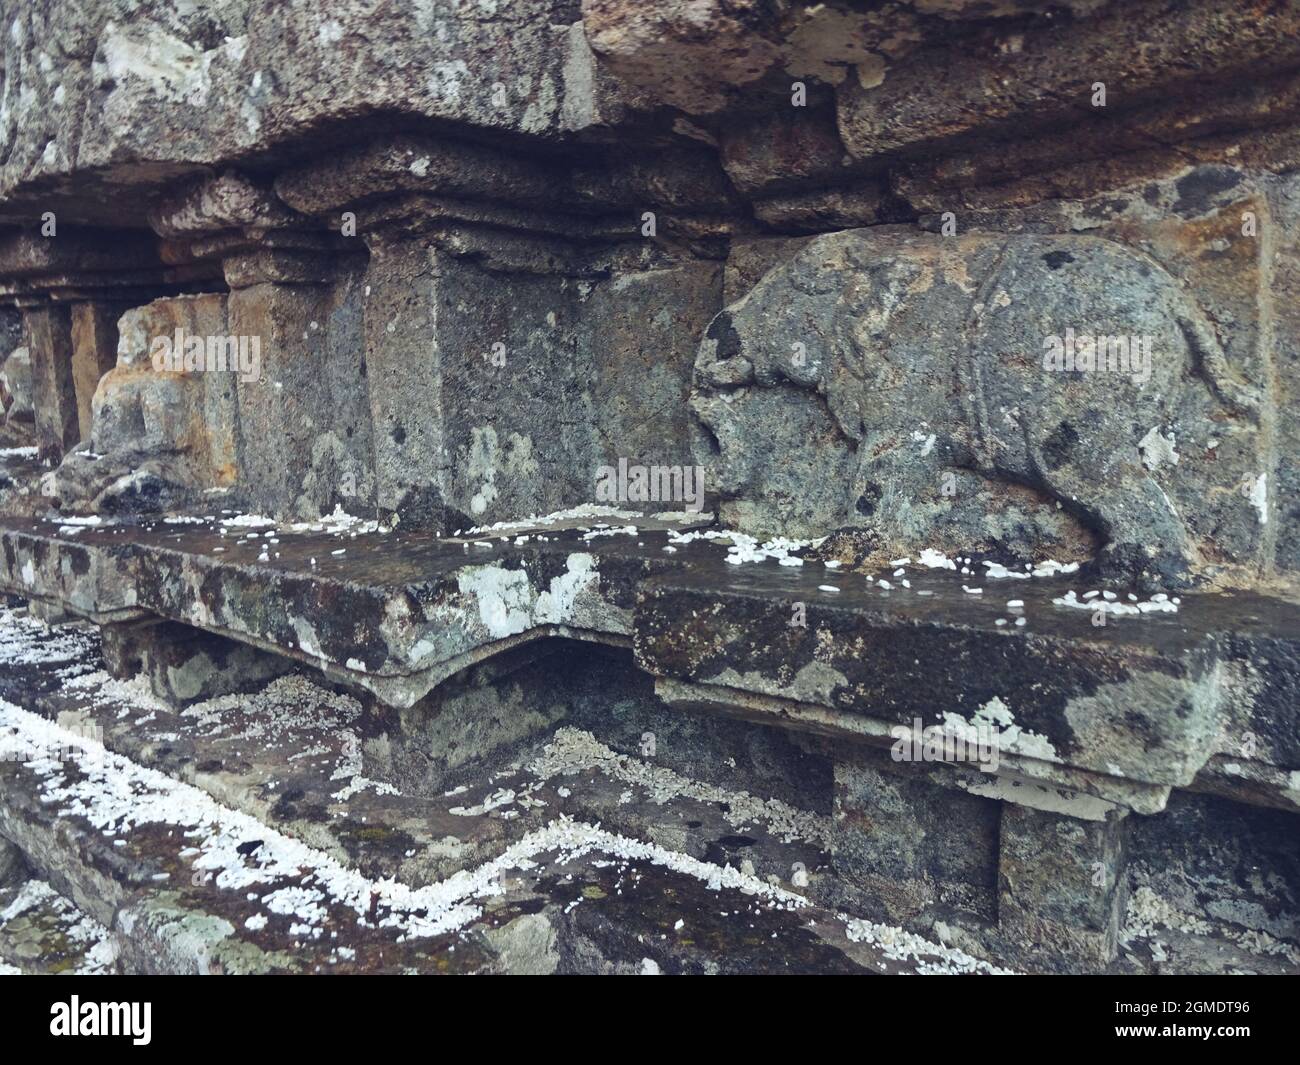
top-left (580, 259), bottom-right (722, 478)
top-left (371, 642), bottom-right (574, 797)
top-left (435, 253), bottom-right (592, 525)
top-left (359, 232), bottom-right (459, 530)
top-left (998, 804), bottom-right (1128, 969)
top-left (835, 0), bottom-right (1300, 164)
top-left (0, 340), bottom-right (33, 441)
top-left (99, 617), bottom-right (155, 680)
top-left (358, 225), bottom-right (720, 530)
top-left (1125, 791), bottom-right (1300, 954)
top-left (1272, 170), bottom-right (1300, 576)
top-left (833, 751), bottom-right (1000, 927)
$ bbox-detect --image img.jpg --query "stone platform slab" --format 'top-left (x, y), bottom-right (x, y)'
top-left (1, 508), bottom-right (1295, 819)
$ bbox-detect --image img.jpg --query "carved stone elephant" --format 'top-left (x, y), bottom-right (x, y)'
top-left (41, 295), bottom-right (238, 515)
top-left (691, 227), bottom-right (1258, 589)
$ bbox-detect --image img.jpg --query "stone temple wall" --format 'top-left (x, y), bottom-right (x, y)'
top-left (0, 0), bottom-right (1295, 590)
top-left (0, 0), bottom-right (1296, 975)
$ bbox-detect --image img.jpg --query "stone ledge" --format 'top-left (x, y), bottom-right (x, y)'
top-left (1, 509), bottom-right (1296, 816)
top-left (635, 561), bottom-right (1300, 812)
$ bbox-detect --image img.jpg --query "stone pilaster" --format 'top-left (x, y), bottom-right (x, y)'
top-left (22, 303), bottom-right (78, 462)
top-left (215, 234), bottom-right (372, 520)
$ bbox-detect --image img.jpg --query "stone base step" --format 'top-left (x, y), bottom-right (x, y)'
top-left (0, 602), bottom-right (1294, 974)
top-left (0, 608), bottom-right (1007, 974)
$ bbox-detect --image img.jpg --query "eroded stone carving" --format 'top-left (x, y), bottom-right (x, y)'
top-left (42, 294), bottom-right (237, 513)
top-left (693, 228), bottom-right (1259, 587)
